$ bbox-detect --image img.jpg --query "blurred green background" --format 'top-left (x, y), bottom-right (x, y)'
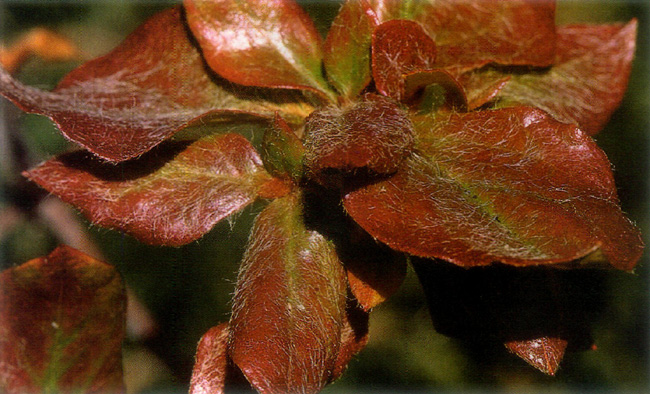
top-left (0, 1), bottom-right (648, 393)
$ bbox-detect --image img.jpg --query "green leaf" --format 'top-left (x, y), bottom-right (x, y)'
top-left (0, 7), bottom-right (313, 162)
top-left (494, 20), bottom-right (637, 135)
top-left (25, 133), bottom-right (275, 246)
top-left (229, 193), bottom-right (347, 394)
top-left (261, 113), bottom-right (305, 182)
top-left (323, 0), bottom-right (375, 99)
top-left (0, 245), bottom-right (125, 394)
top-left (184, 0), bottom-right (335, 101)
top-left (344, 107), bottom-right (644, 270)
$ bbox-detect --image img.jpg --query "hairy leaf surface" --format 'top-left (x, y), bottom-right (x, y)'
top-left (367, 0), bottom-right (556, 70)
top-left (303, 94), bottom-right (414, 183)
top-left (0, 7), bottom-right (313, 162)
top-left (190, 323), bottom-right (250, 394)
top-left (372, 20), bottom-right (437, 101)
top-left (345, 107), bottom-right (643, 269)
top-left (323, 0), bottom-right (375, 99)
top-left (505, 337), bottom-right (568, 376)
top-left (229, 193), bottom-right (347, 394)
top-left (0, 246), bottom-right (125, 394)
top-left (495, 20), bottom-right (637, 135)
top-left (185, 0), bottom-right (333, 100)
top-left (25, 134), bottom-right (274, 246)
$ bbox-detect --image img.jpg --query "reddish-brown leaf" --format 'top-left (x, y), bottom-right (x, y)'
top-left (505, 337), bottom-right (568, 376)
top-left (496, 20), bottom-right (637, 135)
top-left (229, 193), bottom-right (347, 394)
top-left (0, 7), bottom-right (313, 162)
top-left (25, 133), bottom-right (274, 246)
top-left (457, 71), bottom-right (511, 110)
top-left (303, 93), bottom-right (414, 185)
top-left (342, 221), bottom-right (407, 310)
top-left (184, 0), bottom-right (334, 100)
top-left (403, 70), bottom-right (468, 111)
top-left (367, 0), bottom-right (556, 70)
top-left (190, 324), bottom-right (229, 394)
top-left (344, 107), bottom-right (643, 269)
top-left (323, 0), bottom-right (376, 99)
top-left (416, 0), bottom-right (556, 71)
top-left (371, 20), bottom-right (437, 101)
top-left (190, 323), bottom-right (250, 394)
top-left (0, 245), bottom-right (125, 394)
top-left (329, 299), bottom-right (370, 382)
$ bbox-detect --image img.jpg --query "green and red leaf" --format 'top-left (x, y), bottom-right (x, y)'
top-left (323, 0), bottom-right (376, 99)
top-left (228, 193), bottom-right (347, 394)
top-left (344, 107), bottom-right (643, 270)
top-left (495, 20), bottom-right (637, 135)
top-left (184, 0), bottom-right (333, 100)
top-left (0, 7), bottom-right (313, 162)
top-left (415, 0), bottom-right (557, 71)
top-left (0, 245), bottom-right (125, 394)
top-left (261, 114), bottom-right (305, 182)
top-left (367, 0), bottom-right (556, 71)
top-left (25, 133), bottom-right (275, 246)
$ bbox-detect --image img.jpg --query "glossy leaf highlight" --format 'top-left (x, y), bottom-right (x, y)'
top-left (229, 193), bottom-right (347, 394)
top-left (0, 7), bottom-right (312, 162)
top-left (0, 245), bottom-right (125, 394)
top-left (367, 0), bottom-right (556, 70)
top-left (505, 337), bottom-right (568, 376)
top-left (25, 133), bottom-right (274, 246)
top-left (323, 0), bottom-right (375, 98)
top-left (416, 0), bottom-right (556, 70)
top-left (185, 0), bottom-right (333, 100)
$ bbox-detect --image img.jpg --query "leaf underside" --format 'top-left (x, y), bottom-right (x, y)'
top-left (0, 246), bottom-right (126, 394)
top-left (412, 259), bottom-right (601, 375)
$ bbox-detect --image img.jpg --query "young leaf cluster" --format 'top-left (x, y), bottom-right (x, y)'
top-left (0, 0), bottom-right (644, 392)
